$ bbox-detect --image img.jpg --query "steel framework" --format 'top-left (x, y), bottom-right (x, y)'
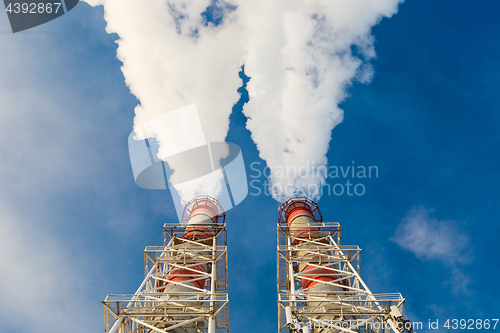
top-left (277, 198), bottom-right (411, 333)
top-left (103, 198), bottom-right (229, 333)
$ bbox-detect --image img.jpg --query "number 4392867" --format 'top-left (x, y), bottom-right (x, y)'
top-left (5, 3), bottom-right (62, 14)
top-left (444, 319), bottom-right (499, 330)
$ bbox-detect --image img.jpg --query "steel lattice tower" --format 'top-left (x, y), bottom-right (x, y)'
top-left (277, 198), bottom-right (412, 333)
top-left (103, 196), bottom-right (229, 333)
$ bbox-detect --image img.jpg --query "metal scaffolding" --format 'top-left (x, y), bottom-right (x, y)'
top-left (277, 198), bottom-right (411, 333)
top-left (103, 197), bottom-right (229, 333)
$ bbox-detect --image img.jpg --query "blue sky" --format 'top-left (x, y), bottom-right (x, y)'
top-left (0, 1), bottom-right (499, 332)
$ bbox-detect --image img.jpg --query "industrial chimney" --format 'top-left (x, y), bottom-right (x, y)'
top-left (103, 196), bottom-right (230, 333)
top-left (277, 197), bottom-right (412, 333)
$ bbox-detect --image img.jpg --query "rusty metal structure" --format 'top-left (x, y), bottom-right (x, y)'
top-left (103, 196), bottom-right (229, 333)
top-left (277, 197), bottom-right (412, 333)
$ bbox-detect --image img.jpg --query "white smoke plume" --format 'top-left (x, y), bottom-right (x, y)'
top-left (239, 0), bottom-right (403, 201)
top-left (84, 0), bottom-right (245, 203)
top-left (85, 0), bottom-right (403, 203)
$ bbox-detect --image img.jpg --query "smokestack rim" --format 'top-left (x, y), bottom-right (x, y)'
top-left (182, 195), bottom-right (226, 224)
top-left (278, 197), bottom-right (322, 225)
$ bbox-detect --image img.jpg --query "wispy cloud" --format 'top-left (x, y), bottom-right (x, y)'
top-left (0, 12), bottom-right (121, 333)
top-left (0, 207), bottom-right (99, 333)
top-left (392, 206), bottom-right (469, 263)
top-left (392, 206), bottom-right (472, 295)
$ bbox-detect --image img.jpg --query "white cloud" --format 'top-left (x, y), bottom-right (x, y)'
top-left (392, 206), bottom-right (473, 295)
top-left (0, 207), bottom-right (98, 333)
top-left (447, 267), bottom-right (472, 295)
top-left (0, 11), bottom-right (126, 333)
top-left (392, 206), bottom-right (469, 262)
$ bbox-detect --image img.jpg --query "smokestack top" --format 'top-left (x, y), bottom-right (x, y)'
top-left (182, 195), bottom-right (226, 224)
top-left (278, 197), bottom-right (322, 225)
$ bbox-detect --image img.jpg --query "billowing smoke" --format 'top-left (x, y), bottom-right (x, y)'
top-left (239, 0), bottom-right (403, 201)
top-left (85, 0), bottom-right (403, 203)
top-left (84, 0), bottom-right (246, 203)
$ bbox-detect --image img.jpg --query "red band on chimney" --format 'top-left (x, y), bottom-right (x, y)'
top-left (301, 265), bottom-right (340, 290)
top-left (167, 264), bottom-right (206, 290)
